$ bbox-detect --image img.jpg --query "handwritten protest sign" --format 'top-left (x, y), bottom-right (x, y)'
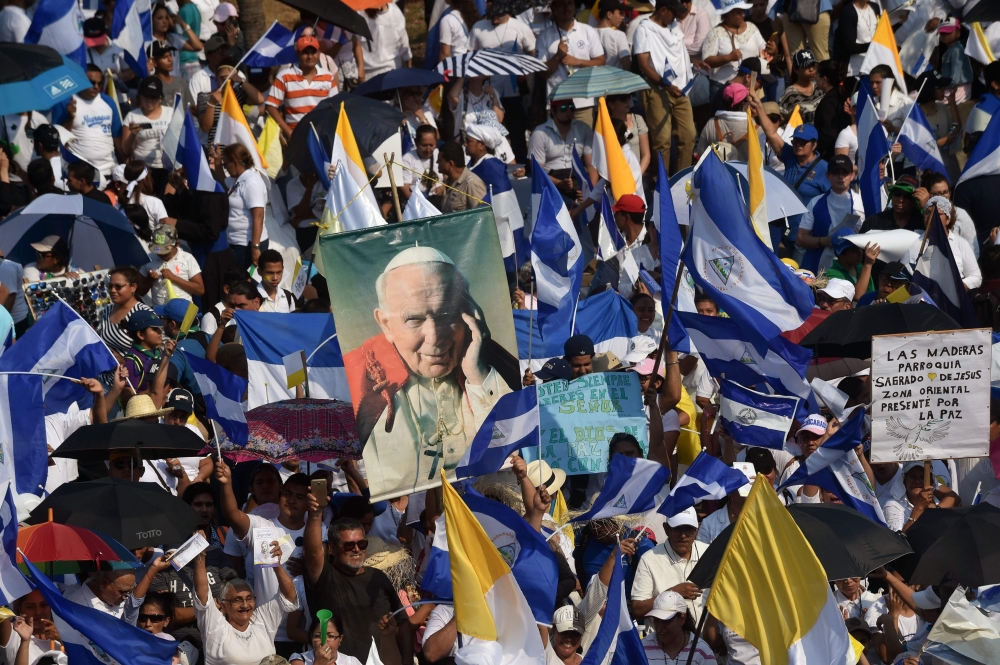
top-left (522, 372), bottom-right (648, 474)
top-left (871, 329), bottom-right (991, 463)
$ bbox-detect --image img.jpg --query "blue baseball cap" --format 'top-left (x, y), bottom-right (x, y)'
top-left (154, 298), bottom-right (193, 324)
top-left (126, 310), bottom-right (164, 332)
top-left (792, 124), bottom-right (819, 142)
top-left (830, 227), bottom-right (856, 255)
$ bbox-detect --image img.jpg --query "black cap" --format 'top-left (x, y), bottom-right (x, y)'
top-left (792, 49), bottom-right (816, 70)
top-left (883, 260), bottom-right (912, 282)
top-left (204, 33), bottom-right (228, 54)
top-left (563, 334), bottom-right (595, 358)
top-left (138, 76), bottom-right (163, 99)
top-left (33, 124), bottom-right (60, 152)
top-left (535, 358), bottom-right (573, 382)
top-left (744, 446), bottom-right (776, 475)
top-left (149, 39), bottom-right (177, 59)
top-left (828, 154), bottom-right (854, 175)
top-left (598, 0), bottom-right (630, 13)
top-left (737, 56), bottom-right (762, 75)
top-left (165, 388), bottom-right (194, 414)
top-left (83, 17), bottom-right (107, 38)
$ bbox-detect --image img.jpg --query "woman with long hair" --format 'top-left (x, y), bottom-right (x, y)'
top-left (150, 2), bottom-right (202, 77)
top-left (779, 49), bottom-right (823, 124)
top-left (120, 161), bottom-right (173, 230)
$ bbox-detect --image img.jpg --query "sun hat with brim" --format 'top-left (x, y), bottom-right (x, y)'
top-left (592, 351), bottom-right (625, 372)
top-left (120, 394), bottom-right (174, 420)
top-left (716, 0), bottom-right (752, 12)
top-left (526, 460), bottom-right (566, 494)
top-left (29, 235), bottom-right (63, 253)
top-left (646, 590), bottom-right (688, 621)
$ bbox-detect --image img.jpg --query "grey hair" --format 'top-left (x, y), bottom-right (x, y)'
top-left (374, 261), bottom-right (470, 311)
top-left (218, 578), bottom-right (253, 601)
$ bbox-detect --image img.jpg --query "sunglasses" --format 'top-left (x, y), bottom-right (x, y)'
top-left (138, 613), bottom-right (168, 623)
top-left (341, 539), bottom-right (368, 551)
top-left (555, 104), bottom-right (575, 112)
top-left (109, 283), bottom-right (131, 291)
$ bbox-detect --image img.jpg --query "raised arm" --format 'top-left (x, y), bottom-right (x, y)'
top-left (748, 95), bottom-right (785, 155)
top-left (213, 459), bottom-right (250, 538)
top-left (304, 491), bottom-right (326, 587)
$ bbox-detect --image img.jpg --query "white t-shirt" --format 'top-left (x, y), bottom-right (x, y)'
top-left (537, 20), bottom-right (604, 108)
top-left (358, 4), bottom-right (412, 79)
top-left (122, 193), bottom-right (170, 231)
top-left (223, 513), bottom-right (326, 584)
top-left (0, 257), bottom-right (27, 323)
top-left (62, 94), bottom-right (120, 177)
top-left (835, 126), bottom-right (858, 160)
top-left (124, 106), bottom-right (174, 169)
top-left (597, 26), bottom-right (630, 68)
top-left (469, 18), bottom-right (537, 98)
top-left (423, 604), bottom-right (483, 657)
top-left (2, 630), bottom-right (63, 665)
top-left (0, 5), bottom-right (31, 43)
top-left (440, 11), bottom-right (471, 54)
top-left (631, 541), bottom-right (709, 622)
top-left (401, 149), bottom-right (441, 194)
top-left (694, 505), bottom-right (730, 545)
top-left (633, 18), bottom-right (692, 91)
top-left (227, 169), bottom-right (270, 246)
top-left (700, 23), bottom-right (766, 84)
top-left (904, 233), bottom-right (981, 290)
top-left (141, 248), bottom-right (202, 305)
top-left (44, 406), bottom-right (90, 494)
top-left (848, 5), bottom-right (878, 76)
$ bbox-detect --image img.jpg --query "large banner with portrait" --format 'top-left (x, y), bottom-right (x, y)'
top-left (318, 209), bottom-right (522, 500)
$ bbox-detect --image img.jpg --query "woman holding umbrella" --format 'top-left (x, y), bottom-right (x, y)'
top-left (194, 543), bottom-right (298, 665)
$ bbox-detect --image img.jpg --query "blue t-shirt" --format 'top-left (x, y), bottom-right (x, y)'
top-left (781, 144), bottom-right (830, 201)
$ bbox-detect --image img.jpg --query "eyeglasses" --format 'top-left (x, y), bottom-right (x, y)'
top-left (555, 104), bottom-right (575, 112)
top-left (109, 282), bottom-right (131, 291)
top-left (36, 252), bottom-right (53, 259)
top-left (112, 583), bottom-right (136, 597)
top-left (325, 634), bottom-right (343, 641)
top-left (138, 613), bottom-right (168, 623)
top-left (224, 595), bottom-right (255, 606)
top-left (341, 539), bottom-right (369, 551)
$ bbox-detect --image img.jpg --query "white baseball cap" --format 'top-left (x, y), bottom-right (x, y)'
top-left (552, 605), bottom-right (585, 634)
top-left (911, 587), bottom-right (941, 610)
top-left (666, 506), bottom-right (699, 528)
top-left (623, 335), bottom-right (657, 363)
top-left (716, 0), bottom-right (753, 13)
top-left (797, 414), bottom-right (828, 439)
top-left (645, 590), bottom-right (688, 621)
top-left (819, 278), bottom-right (855, 302)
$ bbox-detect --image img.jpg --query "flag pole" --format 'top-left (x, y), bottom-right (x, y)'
top-left (915, 203), bottom-right (938, 261)
top-left (684, 608), bottom-right (710, 665)
top-left (527, 281), bottom-right (535, 362)
top-left (222, 20), bottom-right (278, 86)
top-left (569, 292), bottom-right (581, 335)
top-left (894, 77), bottom-right (928, 138)
top-left (384, 152), bottom-right (403, 221)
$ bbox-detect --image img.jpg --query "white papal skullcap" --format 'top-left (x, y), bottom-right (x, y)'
top-left (382, 246), bottom-right (455, 274)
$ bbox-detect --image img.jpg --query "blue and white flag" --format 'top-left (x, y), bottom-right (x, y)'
top-left (455, 387), bottom-right (539, 479)
top-left (682, 151), bottom-right (814, 339)
top-left (857, 77), bottom-right (890, 215)
top-left (572, 146), bottom-right (597, 226)
top-left (187, 353), bottom-right (249, 446)
top-left (25, 0), bottom-right (86, 68)
top-left (0, 301), bottom-right (117, 415)
top-left (243, 20), bottom-right (298, 68)
top-left (23, 557), bottom-right (178, 665)
top-left (572, 455), bottom-right (670, 522)
top-left (0, 484), bottom-right (31, 602)
top-left (0, 374), bottom-right (46, 497)
top-left (234, 311), bottom-right (350, 408)
top-left (972, 585), bottom-right (1000, 612)
top-left (0, 419), bottom-right (33, 601)
top-left (111, 0), bottom-right (148, 79)
top-left (958, 106), bottom-right (1000, 187)
top-left (596, 191), bottom-right (625, 261)
top-left (658, 451), bottom-right (750, 518)
top-left (912, 207), bottom-right (979, 328)
top-left (898, 101), bottom-right (949, 180)
top-left (402, 186), bottom-right (441, 221)
top-left (529, 156), bottom-right (584, 340)
top-left (422, 485), bottom-right (558, 625)
top-left (475, 156), bottom-right (525, 269)
top-left (779, 407), bottom-right (866, 488)
top-left (676, 311), bottom-right (812, 405)
top-left (162, 93), bottom-right (222, 192)
top-left (899, 27), bottom-right (938, 78)
top-left (654, 153), bottom-right (690, 353)
top-left (719, 380), bottom-right (798, 450)
top-left (308, 124), bottom-right (332, 190)
top-left (515, 289), bottom-right (637, 373)
top-left (580, 543), bottom-right (647, 665)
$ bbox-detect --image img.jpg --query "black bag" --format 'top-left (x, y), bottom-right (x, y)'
top-left (787, 0), bottom-right (821, 24)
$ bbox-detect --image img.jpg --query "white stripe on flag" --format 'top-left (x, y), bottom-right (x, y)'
top-left (193, 373), bottom-right (245, 422)
top-left (720, 396), bottom-right (794, 433)
top-left (489, 411), bottom-right (538, 450)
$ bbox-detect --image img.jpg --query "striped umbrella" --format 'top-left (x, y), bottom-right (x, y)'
top-left (548, 66), bottom-right (650, 100)
top-left (436, 49), bottom-right (547, 78)
top-left (0, 194), bottom-right (149, 271)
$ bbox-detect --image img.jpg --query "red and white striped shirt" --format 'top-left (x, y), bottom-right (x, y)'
top-left (265, 64), bottom-right (338, 129)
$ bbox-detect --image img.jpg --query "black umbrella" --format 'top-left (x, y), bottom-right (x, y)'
top-left (275, 0), bottom-right (372, 40)
top-left (28, 478), bottom-right (200, 549)
top-left (286, 93), bottom-right (405, 177)
top-left (51, 419), bottom-right (207, 461)
top-left (798, 304), bottom-right (959, 359)
top-left (963, 3), bottom-right (1000, 23)
top-left (909, 503), bottom-right (1000, 588)
top-left (688, 503), bottom-right (912, 587)
top-left (354, 69), bottom-right (445, 100)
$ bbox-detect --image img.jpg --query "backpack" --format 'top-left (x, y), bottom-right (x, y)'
top-left (786, 0), bottom-right (821, 24)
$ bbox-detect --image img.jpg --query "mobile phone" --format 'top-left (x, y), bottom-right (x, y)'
top-left (136, 122), bottom-right (152, 130)
top-left (749, 71), bottom-right (758, 91)
top-left (311, 478), bottom-right (328, 507)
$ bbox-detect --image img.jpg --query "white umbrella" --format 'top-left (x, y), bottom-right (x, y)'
top-left (668, 162), bottom-right (808, 226)
top-left (436, 49), bottom-right (547, 78)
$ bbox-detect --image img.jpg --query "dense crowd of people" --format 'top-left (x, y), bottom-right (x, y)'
top-left (0, 0), bottom-right (997, 664)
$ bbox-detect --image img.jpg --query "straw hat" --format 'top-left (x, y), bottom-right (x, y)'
top-left (121, 394), bottom-right (174, 420)
top-left (364, 538), bottom-right (415, 590)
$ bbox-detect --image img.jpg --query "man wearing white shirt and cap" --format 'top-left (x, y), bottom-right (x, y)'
top-left (631, 506), bottom-right (708, 622)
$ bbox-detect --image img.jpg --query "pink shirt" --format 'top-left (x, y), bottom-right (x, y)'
top-left (680, 7), bottom-right (712, 59)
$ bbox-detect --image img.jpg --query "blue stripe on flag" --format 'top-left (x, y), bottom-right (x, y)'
top-left (658, 451), bottom-right (750, 517)
top-left (455, 387), bottom-right (538, 478)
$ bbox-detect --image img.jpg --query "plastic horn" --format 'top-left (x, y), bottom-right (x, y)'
top-left (317, 609), bottom-right (333, 645)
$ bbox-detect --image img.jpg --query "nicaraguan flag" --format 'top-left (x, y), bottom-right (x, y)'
top-left (455, 387), bottom-right (539, 479)
top-left (719, 380), bottom-right (798, 450)
top-left (972, 585), bottom-right (1000, 612)
top-left (572, 455), bottom-right (670, 522)
top-left (677, 311), bottom-right (812, 407)
top-left (244, 21), bottom-right (298, 68)
top-left (682, 151), bottom-right (814, 338)
top-left (111, 0), bottom-right (148, 79)
top-left (0, 374), bottom-right (46, 497)
top-left (187, 353), bottom-right (249, 446)
top-left (25, 0), bottom-right (86, 68)
top-left (596, 191), bottom-right (625, 261)
top-left (898, 101), bottom-right (948, 181)
top-left (958, 106), bottom-right (1000, 186)
top-left (162, 94), bottom-right (222, 192)
top-left (912, 207), bottom-right (979, 328)
top-left (474, 155), bottom-right (525, 269)
top-left (655, 153), bottom-right (690, 353)
top-left (0, 301), bottom-right (117, 415)
top-left (529, 156), bottom-right (584, 340)
top-left (658, 451), bottom-right (750, 518)
top-left (579, 542), bottom-right (646, 665)
top-left (857, 77), bottom-right (890, 215)
top-left (402, 186), bottom-right (442, 221)
top-left (0, 431), bottom-right (32, 600)
top-left (23, 557), bottom-right (178, 665)
top-left (779, 407), bottom-right (866, 488)
top-left (0, 483), bottom-right (31, 602)
top-left (515, 289), bottom-right (637, 373)
top-left (427, 484), bottom-right (559, 626)
top-left (308, 125), bottom-right (332, 190)
top-left (234, 311), bottom-right (350, 408)
top-left (899, 26), bottom-right (937, 78)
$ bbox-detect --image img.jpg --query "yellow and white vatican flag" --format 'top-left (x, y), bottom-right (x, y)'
top-left (780, 104), bottom-right (803, 142)
top-left (257, 115), bottom-right (284, 179)
top-left (860, 11), bottom-right (908, 93)
top-left (441, 471), bottom-right (545, 665)
top-left (706, 475), bottom-right (859, 665)
top-left (331, 102), bottom-right (378, 210)
top-left (746, 110), bottom-right (770, 250)
top-left (966, 23), bottom-right (996, 66)
top-left (216, 80), bottom-right (268, 170)
top-left (592, 97), bottom-right (637, 202)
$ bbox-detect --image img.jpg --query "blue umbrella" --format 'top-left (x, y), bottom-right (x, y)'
top-left (0, 44), bottom-right (92, 117)
top-left (354, 69), bottom-right (446, 99)
top-left (0, 194), bottom-right (149, 270)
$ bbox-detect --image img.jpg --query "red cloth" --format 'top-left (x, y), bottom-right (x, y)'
top-left (781, 308), bottom-right (831, 344)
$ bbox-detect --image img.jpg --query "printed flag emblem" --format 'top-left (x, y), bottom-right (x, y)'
top-left (710, 256), bottom-right (735, 284)
top-left (737, 408), bottom-right (757, 426)
top-left (613, 495), bottom-right (628, 509)
top-left (738, 347), bottom-right (758, 366)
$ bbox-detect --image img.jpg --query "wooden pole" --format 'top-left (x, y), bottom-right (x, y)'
top-left (384, 152), bottom-right (403, 223)
top-left (924, 459), bottom-right (932, 489)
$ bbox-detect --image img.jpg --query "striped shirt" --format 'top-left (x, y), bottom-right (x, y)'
top-left (265, 65), bottom-right (338, 128)
top-left (97, 301), bottom-right (154, 355)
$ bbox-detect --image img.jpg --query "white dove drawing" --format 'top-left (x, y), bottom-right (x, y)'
top-left (885, 418), bottom-right (949, 459)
